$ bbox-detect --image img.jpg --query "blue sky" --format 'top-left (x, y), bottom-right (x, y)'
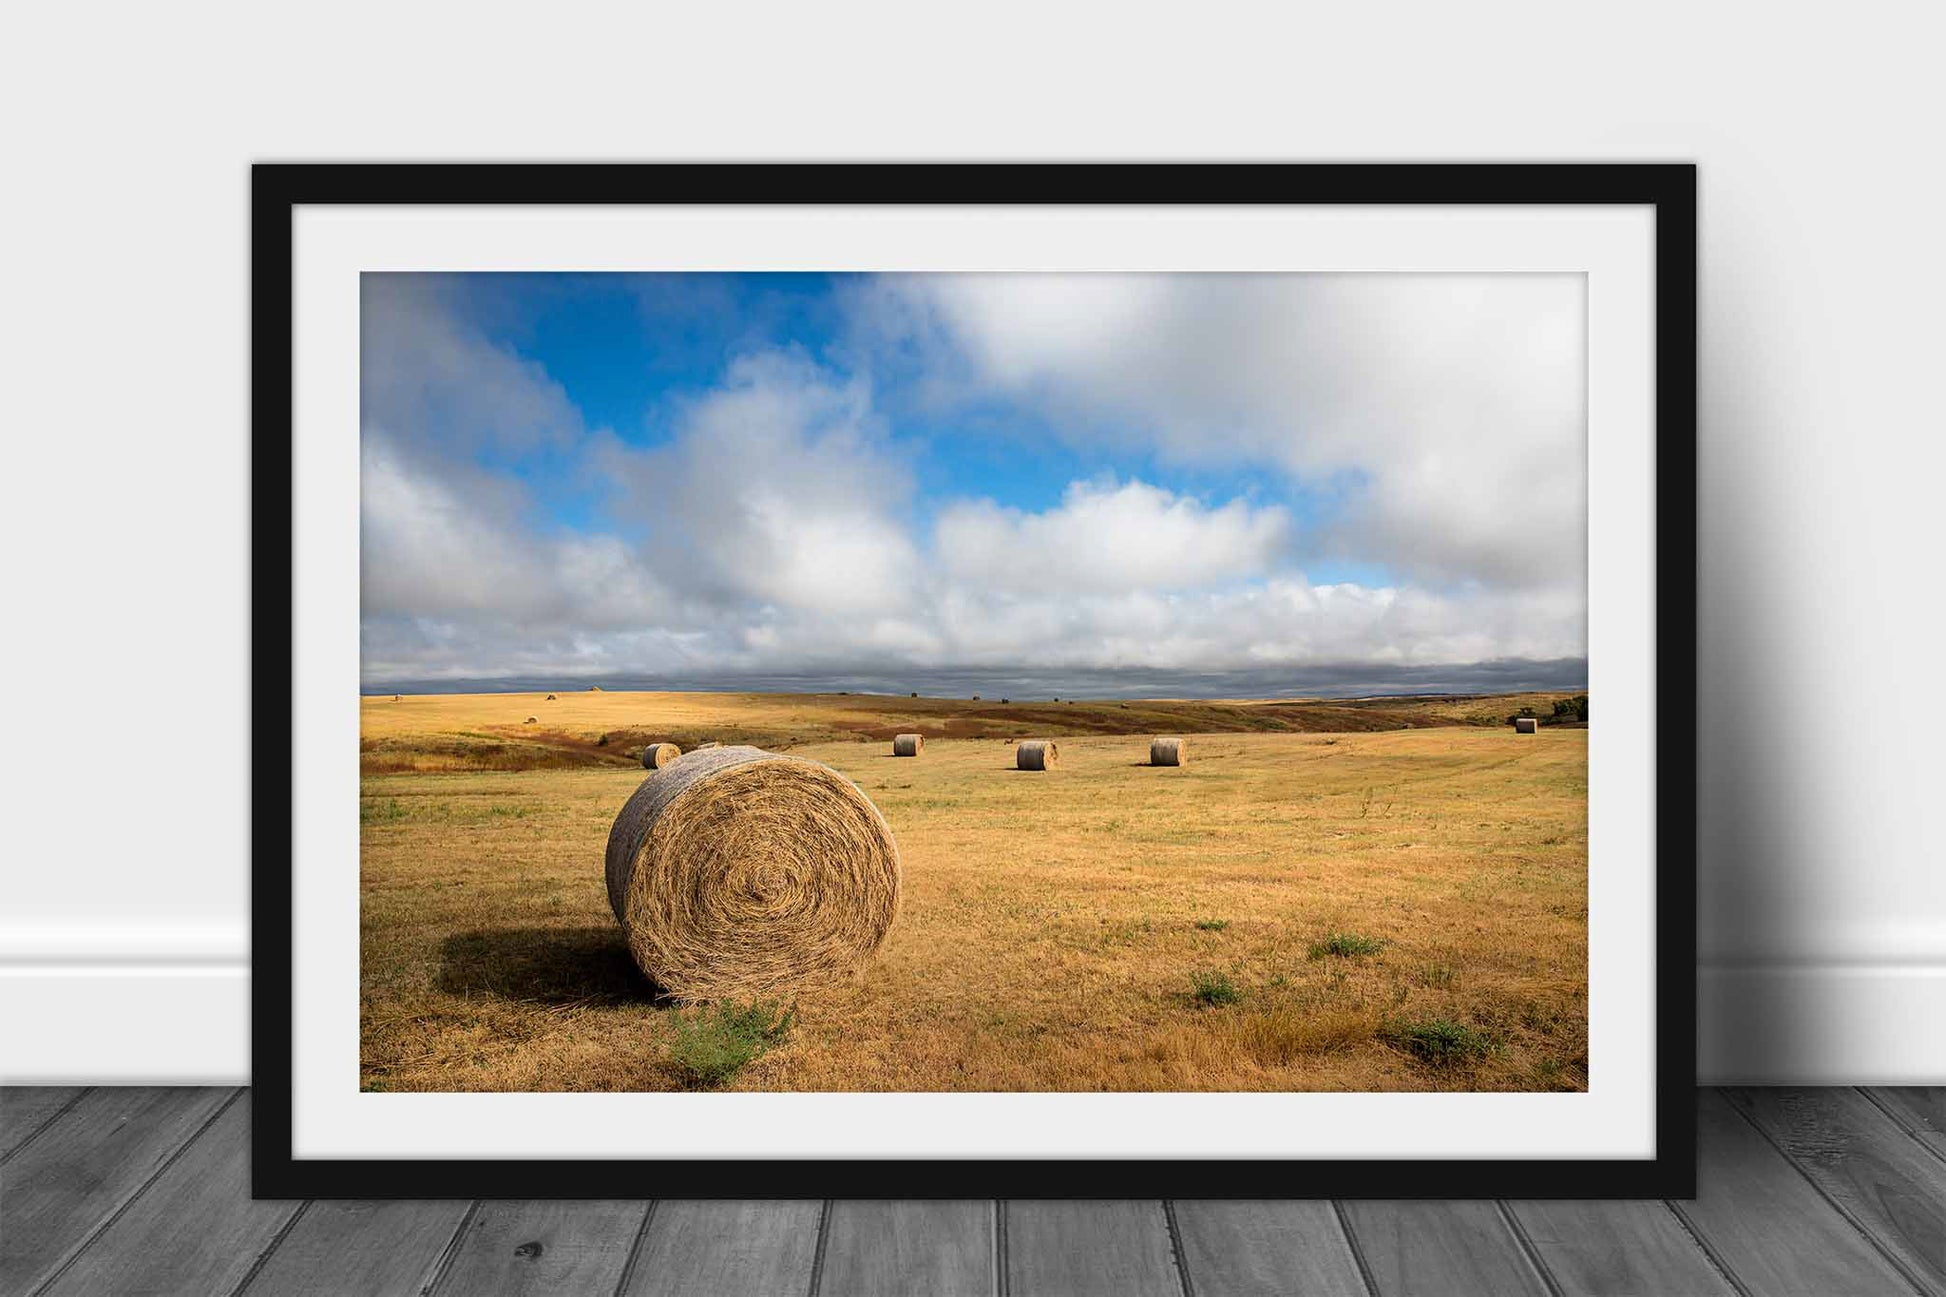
top-left (359, 272), bottom-right (1586, 686)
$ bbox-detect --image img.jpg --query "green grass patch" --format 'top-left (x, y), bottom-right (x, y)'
top-left (1382, 1016), bottom-right (1495, 1065)
top-left (667, 1000), bottom-right (795, 1088)
top-left (1309, 931), bottom-right (1385, 959)
top-left (1194, 918), bottom-right (1231, 932)
top-left (1189, 970), bottom-right (1242, 1007)
top-left (360, 798), bottom-right (410, 825)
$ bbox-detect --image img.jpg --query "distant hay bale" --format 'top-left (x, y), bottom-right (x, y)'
top-left (588, 685), bottom-right (603, 692)
top-left (1017, 739), bottom-right (1060, 771)
top-left (1514, 717), bottom-right (1539, 734)
top-left (546, 693), bottom-right (557, 701)
top-left (642, 742), bottom-right (681, 770)
top-left (524, 716), bottom-right (538, 724)
top-left (1150, 736), bottom-right (1188, 767)
top-left (910, 691), bottom-right (919, 698)
top-left (972, 694), bottom-right (982, 701)
top-left (604, 745), bottom-right (901, 1002)
top-left (892, 733), bottom-right (924, 757)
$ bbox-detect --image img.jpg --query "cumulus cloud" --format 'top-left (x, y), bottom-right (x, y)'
top-left (853, 273), bottom-right (1586, 590)
top-left (361, 275), bottom-right (585, 457)
top-left (936, 479), bottom-right (1290, 596)
top-left (360, 273), bottom-right (1588, 687)
top-left (598, 351), bottom-right (921, 618)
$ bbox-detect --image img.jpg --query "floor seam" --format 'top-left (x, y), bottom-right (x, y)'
top-left (1330, 1201), bottom-right (1382, 1297)
top-left (1856, 1086), bottom-right (1946, 1170)
top-left (1663, 1199), bottom-right (1755, 1297)
top-left (29, 1088), bottom-right (243, 1297)
top-left (805, 1199), bottom-right (834, 1297)
top-left (1161, 1200), bottom-right (1195, 1297)
top-left (1495, 1200), bottom-right (1564, 1297)
top-left (608, 1200), bottom-right (659, 1297)
top-left (1722, 1090), bottom-right (1933, 1297)
top-left (0, 1087), bottom-right (92, 1167)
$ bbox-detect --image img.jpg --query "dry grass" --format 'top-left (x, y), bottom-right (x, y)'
top-left (360, 692), bottom-right (1588, 1094)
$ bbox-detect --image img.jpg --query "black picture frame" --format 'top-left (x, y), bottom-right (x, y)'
top-left (253, 162), bottom-right (1696, 1200)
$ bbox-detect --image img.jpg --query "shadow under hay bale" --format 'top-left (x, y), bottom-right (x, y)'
top-left (892, 733), bottom-right (924, 757)
top-left (605, 745), bottom-right (901, 1002)
top-left (1150, 736), bottom-right (1188, 767)
top-left (1017, 739), bottom-right (1060, 771)
top-left (642, 741), bottom-right (681, 770)
top-left (436, 927), bottom-right (658, 1004)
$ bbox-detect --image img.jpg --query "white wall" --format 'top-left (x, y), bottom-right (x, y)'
top-left (2, 1), bottom-right (1940, 1084)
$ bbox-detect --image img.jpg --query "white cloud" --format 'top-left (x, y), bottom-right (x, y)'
top-left (360, 276), bottom-right (1588, 686)
top-left (855, 273), bottom-right (1586, 589)
top-left (598, 351), bottom-right (922, 618)
top-left (361, 430), bottom-right (672, 636)
top-left (361, 276), bottom-right (584, 455)
top-left (935, 479), bottom-right (1290, 596)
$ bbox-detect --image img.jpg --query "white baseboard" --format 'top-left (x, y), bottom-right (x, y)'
top-left (2, 929), bottom-right (1940, 1084)
top-left (0, 965), bottom-right (249, 1083)
top-left (1697, 962), bottom-right (1946, 1084)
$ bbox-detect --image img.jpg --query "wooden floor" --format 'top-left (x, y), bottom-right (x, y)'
top-left (1, 1089), bottom-right (1940, 1296)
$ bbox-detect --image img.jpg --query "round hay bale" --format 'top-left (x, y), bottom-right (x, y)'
top-left (524, 715), bottom-right (538, 724)
top-left (604, 745), bottom-right (901, 1001)
top-left (546, 693), bottom-right (557, 701)
top-left (1150, 736), bottom-right (1188, 767)
top-left (642, 742), bottom-right (681, 770)
top-left (1017, 739), bottom-right (1060, 771)
top-left (892, 733), bottom-right (924, 757)
top-left (1514, 716), bottom-right (1539, 734)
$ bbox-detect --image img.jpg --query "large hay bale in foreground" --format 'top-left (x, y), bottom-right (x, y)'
top-left (892, 733), bottom-right (924, 757)
top-left (1514, 716), bottom-right (1539, 734)
top-left (1150, 736), bottom-right (1187, 767)
top-left (604, 746), bottom-right (901, 1001)
top-left (641, 742), bottom-right (681, 770)
top-left (1016, 739), bottom-right (1060, 771)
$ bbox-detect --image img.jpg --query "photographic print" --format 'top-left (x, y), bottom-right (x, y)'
top-left (262, 166), bottom-right (1692, 1194)
top-left (358, 269), bottom-right (1592, 1096)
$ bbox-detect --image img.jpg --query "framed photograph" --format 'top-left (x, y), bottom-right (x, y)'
top-left (255, 163), bottom-right (1695, 1197)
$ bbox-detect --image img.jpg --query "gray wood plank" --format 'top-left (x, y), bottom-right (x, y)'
top-left (239, 1199), bottom-right (473, 1296)
top-left (1870, 1088), bottom-right (1946, 1162)
top-left (0, 1086), bottom-right (234, 1294)
top-left (1171, 1200), bottom-right (1367, 1297)
top-left (1728, 1086), bottom-right (1946, 1295)
top-left (1673, 1090), bottom-right (1921, 1297)
top-left (39, 1094), bottom-right (300, 1297)
top-left (0, 1087), bottom-right (85, 1160)
top-left (430, 1199), bottom-right (649, 1285)
top-left (1506, 1199), bottom-right (1735, 1297)
top-left (817, 1200), bottom-right (995, 1297)
top-left (1337, 1201), bottom-right (1549, 1297)
top-left (621, 1201), bottom-right (822, 1297)
top-left (431, 1199), bottom-right (649, 1296)
top-left (1005, 1201), bottom-right (1181, 1297)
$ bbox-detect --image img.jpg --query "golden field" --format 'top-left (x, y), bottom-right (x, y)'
top-left (360, 689), bottom-right (1587, 1093)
